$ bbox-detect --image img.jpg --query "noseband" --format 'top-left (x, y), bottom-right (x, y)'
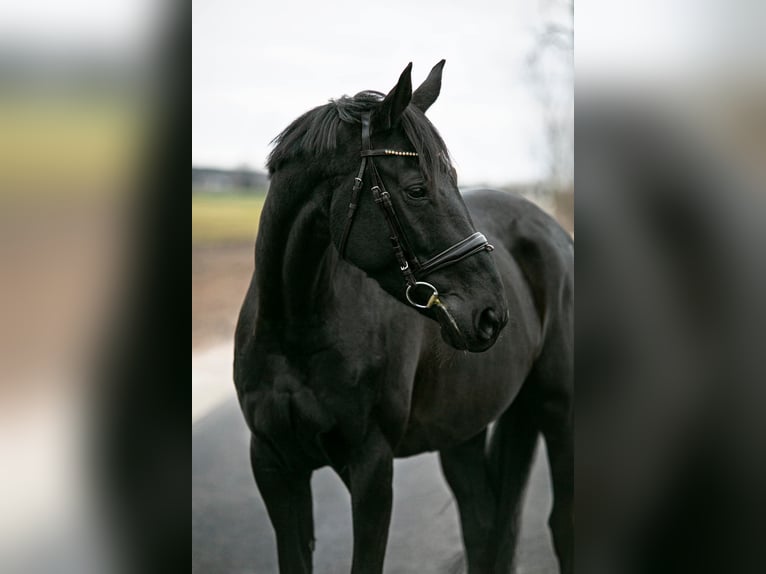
top-left (338, 111), bottom-right (493, 309)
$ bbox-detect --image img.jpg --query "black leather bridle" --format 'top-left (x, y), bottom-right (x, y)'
top-left (338, 111), bottom-right (493, 309)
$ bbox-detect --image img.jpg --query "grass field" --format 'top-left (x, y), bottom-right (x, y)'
top-left (192, 190), bottom-right (266, 244)
top-left (0, 94), bottom-right (143, 196)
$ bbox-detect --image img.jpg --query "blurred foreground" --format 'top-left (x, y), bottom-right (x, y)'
top-left (576, 89), bottom-right (766, 572)
top-left (1, 2), bottom-right (183, 573)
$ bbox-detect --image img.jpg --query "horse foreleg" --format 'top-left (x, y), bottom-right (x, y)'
top-left (540, 402), bottom-right (573, 574)
top-left (250, 435), bottom-right (315, 574)
top-left (347, 425), bottom-right (393, 574)
top-left (534, 323), bottom-right (574, 574)
top-left (487, 386), bottom-right (540, 573)
top-left (439, 429), bottom-right (496, 573)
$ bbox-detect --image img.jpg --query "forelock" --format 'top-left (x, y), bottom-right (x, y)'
top-left (267, 91), bottom-right (454, 182)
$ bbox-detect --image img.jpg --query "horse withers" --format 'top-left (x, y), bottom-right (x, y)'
top-left (234, 61), bottom-right (573, 573)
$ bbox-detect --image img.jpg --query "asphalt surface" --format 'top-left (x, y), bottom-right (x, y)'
top-left (192, 398), bottom-right (557, 574)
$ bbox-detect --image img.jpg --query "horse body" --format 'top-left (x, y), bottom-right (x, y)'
top-left (400, 190), bottom-right (571, 453)
top-left (234, 63), bottom-right (572, 574)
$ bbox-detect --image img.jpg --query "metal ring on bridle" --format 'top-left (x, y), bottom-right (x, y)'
top-left (406, 281), bottom-right (440, 309)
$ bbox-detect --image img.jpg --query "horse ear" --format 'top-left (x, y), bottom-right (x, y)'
top-left (411, 59), bottom-right (445, 113)
top-left (378, 62), bottom-right (413, 129)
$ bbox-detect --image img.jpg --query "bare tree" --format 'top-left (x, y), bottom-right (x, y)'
top-left (527, 0), bottom-right (573, 187)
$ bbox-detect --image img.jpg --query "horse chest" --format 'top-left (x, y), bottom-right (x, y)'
top-left (250, 349), bottom-right (386, 452)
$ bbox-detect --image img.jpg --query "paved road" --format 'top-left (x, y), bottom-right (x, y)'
top-left (192, 398), bottom-right (557, 574)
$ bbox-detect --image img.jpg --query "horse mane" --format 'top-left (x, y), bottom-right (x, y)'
top-left (266, 90), bottom-right (454, 182)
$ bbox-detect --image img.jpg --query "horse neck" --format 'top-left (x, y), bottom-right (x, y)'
top-left (252, 171), bottom-right (339, 345)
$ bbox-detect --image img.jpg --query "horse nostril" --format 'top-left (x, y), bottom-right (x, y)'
top-left (477, 307), bottom-right (501, 341)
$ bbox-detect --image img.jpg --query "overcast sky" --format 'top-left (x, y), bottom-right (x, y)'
top-left (0, 1), bottom-right (748, 186)
top-left (192, 0), bottom-right (552, 185)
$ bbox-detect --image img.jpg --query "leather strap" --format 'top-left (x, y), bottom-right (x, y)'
top-left (417, 232), bottom-right (493, 276)
top-left (363, 112), bottom-right (418, 285)
top-left (361, 149), bottom-right (419, 157)
top-left (338, 158), bottom-right (366, 257)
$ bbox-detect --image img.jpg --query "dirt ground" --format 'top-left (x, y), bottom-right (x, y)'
top-left (192, 243), bottom-right (254, 350)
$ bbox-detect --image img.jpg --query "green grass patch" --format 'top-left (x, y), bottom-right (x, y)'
top-left (192, 191), bottom-right (266, 244)
top-left (0, 94), bottom-right (143, 195)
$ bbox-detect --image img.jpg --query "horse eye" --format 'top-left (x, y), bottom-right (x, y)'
top-left (406, 186), bottom-right (427, 199)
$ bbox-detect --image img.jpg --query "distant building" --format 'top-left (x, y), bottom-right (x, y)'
top-left (192, 167), bottom-right (268, 192)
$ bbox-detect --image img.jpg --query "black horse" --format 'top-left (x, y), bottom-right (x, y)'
top-left (234, 61), bottom-right (573, 573)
